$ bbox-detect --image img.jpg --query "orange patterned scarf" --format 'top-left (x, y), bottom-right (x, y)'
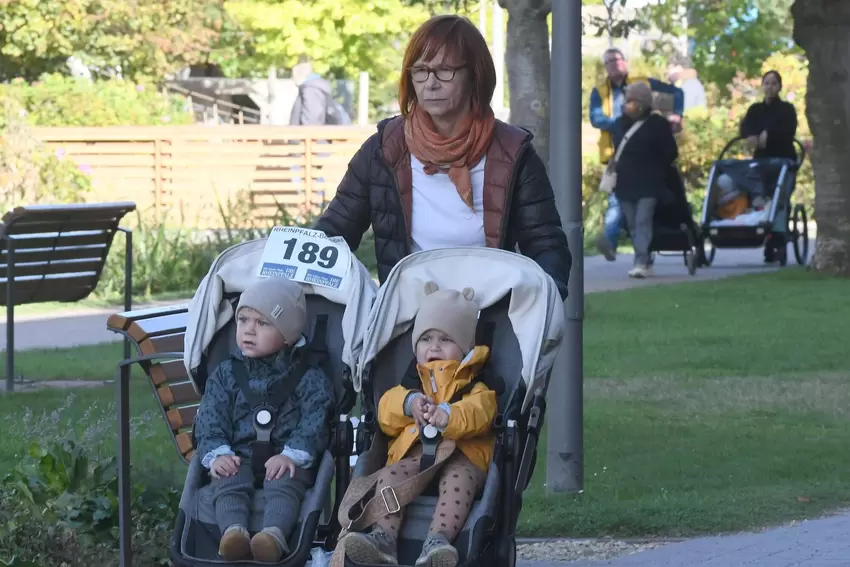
top-left (404, 104), bottom-right (496, 210)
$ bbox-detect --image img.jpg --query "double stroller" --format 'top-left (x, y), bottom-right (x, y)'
top-left (172, 239), bottom-right (566, 567)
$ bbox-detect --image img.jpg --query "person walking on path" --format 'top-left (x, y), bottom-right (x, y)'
top-left (313, 14), bottom-right (571, 299)
top-left (739, 69), bottom-right (798, 263)
top-left (610, 83), bottom-right (679, 279)
top-left (590, 47), bottom-right (683, 263)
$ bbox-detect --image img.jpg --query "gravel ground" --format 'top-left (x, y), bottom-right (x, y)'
top-left (517, 539), bottom-right (670, 563)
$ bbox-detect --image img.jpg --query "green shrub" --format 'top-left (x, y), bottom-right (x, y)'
top-left (0, 74), bottom-right (193, 127)
top-left (0, 394), bottom-right (176, 566)
top-left (0, 99), bottom-right (92, 210)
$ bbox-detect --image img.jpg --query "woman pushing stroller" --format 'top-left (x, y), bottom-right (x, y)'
top-left (338, 283), bottom-right (497, 567)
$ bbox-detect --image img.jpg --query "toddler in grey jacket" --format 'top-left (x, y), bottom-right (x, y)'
top-left (194, 277), bottom-right (334, 562)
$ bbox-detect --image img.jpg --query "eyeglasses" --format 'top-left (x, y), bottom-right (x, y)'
top-left (408, 66), bottom-right (464, 83)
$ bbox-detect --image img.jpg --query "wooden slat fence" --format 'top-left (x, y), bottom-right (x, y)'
top-left (31, 125), bottom-right (374, 226)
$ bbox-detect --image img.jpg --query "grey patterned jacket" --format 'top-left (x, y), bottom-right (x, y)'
top-left (193, 340), bottom-right (335, 470)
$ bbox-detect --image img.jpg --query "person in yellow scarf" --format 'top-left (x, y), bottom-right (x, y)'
top-left (589, 47), bottom-right (684, 263)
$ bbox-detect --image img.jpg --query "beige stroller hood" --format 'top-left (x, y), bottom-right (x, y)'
top-left (183, 237), bottom-right (377, 388)
top-left (355, 247), bottom-right (565, 410)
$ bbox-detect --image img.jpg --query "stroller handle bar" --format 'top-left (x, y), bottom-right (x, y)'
top-left (717, 136), bottom-right (807, 170)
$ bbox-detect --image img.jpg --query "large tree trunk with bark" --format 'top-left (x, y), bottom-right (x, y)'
top-left (792, 0), bottom-right (850, 275)
top-left (499, 0), bottom-right (552, 166)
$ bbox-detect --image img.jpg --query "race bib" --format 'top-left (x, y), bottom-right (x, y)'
top-left (257, 227), bottom-right (351, 289)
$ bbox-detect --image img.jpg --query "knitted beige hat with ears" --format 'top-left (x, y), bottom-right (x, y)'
top-left (411, 281), bottom-right (480, 353)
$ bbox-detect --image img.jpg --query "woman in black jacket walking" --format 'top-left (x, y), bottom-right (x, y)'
top-left (740, 70), bottom-right (797, 161)
top-left (740, 70), bottom-right (798, 262)
top-left (611, 82), bottom-right (678, 278)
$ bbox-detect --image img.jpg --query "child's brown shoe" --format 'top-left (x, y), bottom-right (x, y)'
top-left (219, 525), bottom-right (252, 560)
top-left (251, 528), bottom-right (289, 563)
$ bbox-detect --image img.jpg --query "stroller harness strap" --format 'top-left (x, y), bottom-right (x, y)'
top-left (230, 315), bottom-right (330, 477)
top-left (335, 438), bottom-right (458, 544)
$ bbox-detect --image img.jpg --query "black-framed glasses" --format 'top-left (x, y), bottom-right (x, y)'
top-left (408, 66), bottom-right (464, 83)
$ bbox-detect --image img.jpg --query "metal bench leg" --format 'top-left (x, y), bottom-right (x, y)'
top-left (117, 361), bottom-right (133, 567)
top-left (5, 239), bottom-right (14, 393)
top-left (120, 228), bottom-right (134, 361)
top-left (112, 352), bottom-right (182, 567)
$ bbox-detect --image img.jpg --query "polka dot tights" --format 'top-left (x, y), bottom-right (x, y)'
top-left (374, 448), bottom-right (486, 543)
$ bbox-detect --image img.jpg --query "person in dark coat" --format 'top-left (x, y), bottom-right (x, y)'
top-left (312, 15), bottom-right (571, 299)
top-left (739, 70), bottom-right (799, 262)
top-left (611, 82), bottom-right (678, 278)
top-left (740, 70), bottom-right (798, 161)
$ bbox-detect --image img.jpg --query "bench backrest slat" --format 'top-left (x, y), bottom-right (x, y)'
top-left (0, 258), bottom-right (105, 279)
top-left (1, 243), bottom-right (109, 264)
top-left (157, 381), bottom-right (201, 407)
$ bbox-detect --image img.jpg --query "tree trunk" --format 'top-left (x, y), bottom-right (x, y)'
top-left (499, 0), bottom-right (552, 166)
top-left (792, 0), bottom-right (850, 275)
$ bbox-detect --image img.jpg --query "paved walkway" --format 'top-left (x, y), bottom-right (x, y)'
top-left (522, 510), bottom-right (850, 566)
top-left (0, 247), bottom-right (802, 351)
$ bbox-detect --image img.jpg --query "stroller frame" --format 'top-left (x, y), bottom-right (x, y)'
top-left (700, 136), bottom-right (810, 266)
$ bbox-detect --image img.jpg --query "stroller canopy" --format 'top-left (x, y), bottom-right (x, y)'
top-left (183, 237), bottom-right (377, 387)
top-left (356, 247), bottom-right (566, 410)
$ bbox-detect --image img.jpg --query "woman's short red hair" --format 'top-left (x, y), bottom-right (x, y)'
top-left (399, 15), bottom-right (496, 118)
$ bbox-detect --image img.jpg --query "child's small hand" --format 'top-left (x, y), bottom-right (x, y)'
top-left (424, 406), bottom-right (449, 429)
top-left (410, 395), bottom-right (431, 427)
top-left (211, 454), bottom-right (241, 479)
top-left (265, 454), bottom-right (297, 481)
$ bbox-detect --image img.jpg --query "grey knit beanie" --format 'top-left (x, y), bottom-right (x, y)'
top-left (625, 82), bottom-right (653, 109)
top-left (411, 282), bottom-right (480, 354)
top-left (237, 277), bottom-right (307, 346)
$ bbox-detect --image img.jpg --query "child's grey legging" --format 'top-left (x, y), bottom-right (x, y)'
top-left (620, 197), bottom-right (657, 267)
top-left (374, 446), bottom-right (487, 542)
top-left (211, 463), bottom-right (309, 536)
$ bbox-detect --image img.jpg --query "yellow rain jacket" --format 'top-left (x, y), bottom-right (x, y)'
top-left (377, 346), bottom-right (497, 472)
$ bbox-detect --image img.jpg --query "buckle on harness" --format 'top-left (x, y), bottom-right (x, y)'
top-left (380, 485), bottom-right (401, 515)
top-left (253, 403), bottom-right (276, 443)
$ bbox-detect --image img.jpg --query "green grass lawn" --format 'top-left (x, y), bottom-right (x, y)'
top-left (2, 269), bottom-right (849, 538)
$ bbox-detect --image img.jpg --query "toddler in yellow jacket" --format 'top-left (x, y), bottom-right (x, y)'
top-left (344, 282), bottom-right (497, 567)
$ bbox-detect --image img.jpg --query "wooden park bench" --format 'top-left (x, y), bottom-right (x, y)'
top-left (1, 201), bottom-right (137, 392)
top-left (106, 302), bottom-right (352, 566)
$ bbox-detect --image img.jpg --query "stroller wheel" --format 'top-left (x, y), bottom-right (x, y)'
top-left (792, 204), bottom-right (809, 265)
top-left (496, 535), bottom-right (517, 567)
